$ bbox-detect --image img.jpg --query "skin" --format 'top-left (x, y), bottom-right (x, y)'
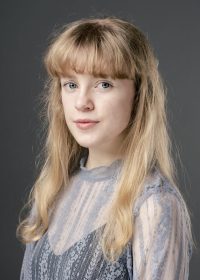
top-left (60, 70), bottom-right (135, 169)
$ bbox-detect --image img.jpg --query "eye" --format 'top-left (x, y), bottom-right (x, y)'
top-left (63, 82), bottom-right (77, 90)
top-left (97, 81), bottom-right (113, 89)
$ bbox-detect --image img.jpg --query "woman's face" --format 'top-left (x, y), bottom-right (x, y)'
top-left (60, 71), bottom-right (135, 151)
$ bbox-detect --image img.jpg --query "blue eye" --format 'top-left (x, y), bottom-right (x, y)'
top-left (98, 82), bottom-right (113, 89)
top-left (64, 82), bottom-right (77, 90)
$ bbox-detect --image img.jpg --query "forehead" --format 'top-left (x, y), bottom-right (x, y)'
top-left (48, 32), bottom-right (136, 80)
top-left (60, 67), bottom-right (115, 79)
top-left (60, 68), bottom-right (116, 80)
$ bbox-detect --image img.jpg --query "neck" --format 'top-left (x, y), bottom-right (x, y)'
top-left (85, 147), bottom-right (123, 170)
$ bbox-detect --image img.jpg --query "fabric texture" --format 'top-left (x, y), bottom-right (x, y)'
top-left (20, 156), bottom-right (193, 279)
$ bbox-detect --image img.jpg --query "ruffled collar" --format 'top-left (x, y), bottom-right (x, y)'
top-left (78, 155), bottom-right (123, 181)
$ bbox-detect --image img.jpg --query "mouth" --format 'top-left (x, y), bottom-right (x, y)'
top-left (74, 119), bottom-right (99, 130)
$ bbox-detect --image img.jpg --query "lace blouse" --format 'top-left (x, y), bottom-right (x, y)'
top-left (20, 156), bottom-right (193, 279)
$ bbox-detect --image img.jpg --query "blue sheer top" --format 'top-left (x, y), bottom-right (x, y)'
top-left (20, 156), bottom-right (193, 279)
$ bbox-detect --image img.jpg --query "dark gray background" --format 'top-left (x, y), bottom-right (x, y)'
top-left (0, 0), bottom-right (199, 279)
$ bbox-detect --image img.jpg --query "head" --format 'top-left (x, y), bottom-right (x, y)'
top-left (44, 16), bottom-right (160, 164)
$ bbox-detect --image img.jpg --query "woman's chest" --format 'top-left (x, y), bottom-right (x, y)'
top-left (29, 229), bottom-right (132, 280)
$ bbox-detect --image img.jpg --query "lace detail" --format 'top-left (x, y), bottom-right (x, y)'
top-left (20, 159), bottom-right (192, 280)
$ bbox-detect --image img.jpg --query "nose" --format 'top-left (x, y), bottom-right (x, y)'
top-left (75, 91), bottom-right (94, 111)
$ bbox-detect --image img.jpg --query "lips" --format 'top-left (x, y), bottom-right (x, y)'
top-left (74, 119), bottom-right (99, 123)
top-left (74, 119), bottom-right (99, 130)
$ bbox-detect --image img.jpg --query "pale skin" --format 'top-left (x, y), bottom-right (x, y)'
top-left (60, 70), bottom-right (135, 169)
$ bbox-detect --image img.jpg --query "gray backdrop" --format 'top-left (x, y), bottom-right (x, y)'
top-left (0, 0), bottom-right (199, 279)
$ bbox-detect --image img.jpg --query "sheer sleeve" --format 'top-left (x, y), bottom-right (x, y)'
top-left (132, 187), bottom-right (192, 280)
top-left (20, 242), bottom-right (34, 280)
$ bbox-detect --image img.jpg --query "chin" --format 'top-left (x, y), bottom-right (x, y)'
top-left (75, 139), bottom-right (99, 149)
top-left (78, 143), bottom-right (98, 149)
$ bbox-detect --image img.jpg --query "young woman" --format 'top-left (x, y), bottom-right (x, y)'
top-left (17, 16), bottom-right (194, 279)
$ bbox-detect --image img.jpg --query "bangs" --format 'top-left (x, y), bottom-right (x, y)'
top-left (45, 23), bottom-right (136, 79)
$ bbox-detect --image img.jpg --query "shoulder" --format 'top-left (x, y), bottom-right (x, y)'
top-left (133, 167), bottom-right (185, 218)
top-left (132, 167), bottom-right (193, 260)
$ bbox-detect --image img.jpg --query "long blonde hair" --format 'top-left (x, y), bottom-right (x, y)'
top-left (16, 16), bottom-right (194, 262)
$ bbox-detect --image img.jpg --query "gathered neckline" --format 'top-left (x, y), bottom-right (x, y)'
top-left (78, 155), bottom-right (123, 181)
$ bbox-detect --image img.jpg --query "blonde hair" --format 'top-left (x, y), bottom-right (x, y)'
top-left (16, 16), bottom-right (195, 262)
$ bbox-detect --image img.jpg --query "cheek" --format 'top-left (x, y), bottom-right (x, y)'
top-left (107, 97), bottom-right (133, 126)
top-left (61, 97), bottom-right (71, 120)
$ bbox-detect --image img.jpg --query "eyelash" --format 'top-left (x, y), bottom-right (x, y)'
top-left (62, 81), bottom-right (113, 90)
